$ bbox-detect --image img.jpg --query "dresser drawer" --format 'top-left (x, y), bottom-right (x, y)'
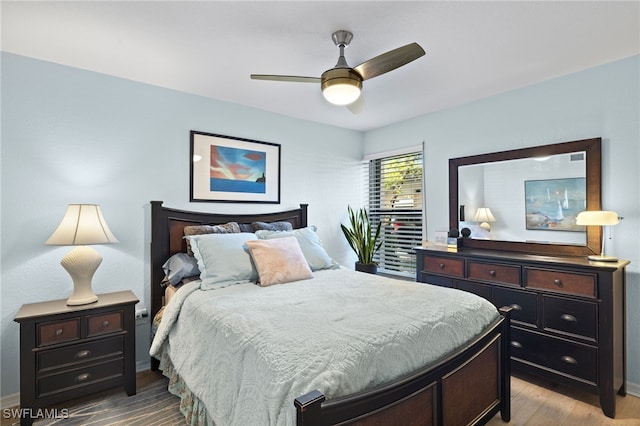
top-left (38, 335), bottom-right (124, 372)
top-left (38, 318), bottom-right (81, 347)
top-left (525, 268), bottom-right (596, 298)
top-left (468, 261), bottom-right (521, 286)
top-left (510, 328), bottom-right (597, 384)
top-left (542, 295), bottom-right (597, 341)
top-left (456, 280), bottom-right (492, 301)
top-left (37, 358), bottom-right (124, 398)
top-left (87, 311), bottom-right (123, 337)
top-left (494, 287), bottom-right (537, 327)
top-left (422, 256), bottom-right (464, 278)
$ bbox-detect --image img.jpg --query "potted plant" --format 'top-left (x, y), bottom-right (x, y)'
top-left (341, 205), bottom-right (382, 274)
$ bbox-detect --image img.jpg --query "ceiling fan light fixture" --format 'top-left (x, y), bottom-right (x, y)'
top-left (321, 68), bottom-right (362, 105)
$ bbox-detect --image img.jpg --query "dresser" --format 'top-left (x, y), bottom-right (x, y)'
top-left (415, 246), bottom-right (628, 418)
top-left (14, 291), bottom-right (138, 426)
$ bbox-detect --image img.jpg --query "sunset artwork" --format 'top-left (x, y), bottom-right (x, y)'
top-left (210, 145), bottom-right (267, 194)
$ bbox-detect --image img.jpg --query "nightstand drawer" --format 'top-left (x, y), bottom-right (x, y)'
top-left (422, 256), bottom-right (464, 278)
top-left (38, 335), bottom-right (124, 372)
top-left (494, 287), bottom-right (537, 327)
top-left (468, 261), bottom-right (521, 286)
top-left (87, 311), bottom-right (122, 337)
top-left (37, 358), bottom-right (124, 398)
top-left (511, 328), bottom-right (597, 384)
top-left (542, 295), bottom-right (597, 341)
top-left (38, 318), bottom-right (80, 347)
top-left (525, 268), bottom-right (596, 298)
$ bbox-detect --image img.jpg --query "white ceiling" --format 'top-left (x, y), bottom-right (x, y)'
top-left (2, 1), bottom-right (639, 132)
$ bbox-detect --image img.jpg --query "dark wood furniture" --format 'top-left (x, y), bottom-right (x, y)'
top-left (150, 201), bottom-right (512, 425)
top-left (14, 291), bottom-right (138, 426)
top-left (416, 245), bottom-right (629, 418)
top-left (450, 137), bottom-right (602, 256)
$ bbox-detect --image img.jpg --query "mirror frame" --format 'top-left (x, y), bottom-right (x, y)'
top-left (449, 138), bottom-right (602, 256)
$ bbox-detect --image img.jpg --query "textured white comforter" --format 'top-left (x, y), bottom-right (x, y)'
top-left (150, 267), bottom-right (499, 425)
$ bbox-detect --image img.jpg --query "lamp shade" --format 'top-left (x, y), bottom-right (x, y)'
top-left (46, 204), bottom-right (119, 246)
top-left (321, 68), bottom-right (362, 105)
top-left (474, 208), bottom-right (496, 223)
top-left (575, 211), bottom-right (620, 226)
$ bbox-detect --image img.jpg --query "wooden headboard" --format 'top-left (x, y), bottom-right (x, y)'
top-left (149, 201), bottom-right (308, 323)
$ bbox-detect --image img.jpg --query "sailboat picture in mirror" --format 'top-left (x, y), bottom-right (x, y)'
top-left (524, 177), bottom-right (586, 231)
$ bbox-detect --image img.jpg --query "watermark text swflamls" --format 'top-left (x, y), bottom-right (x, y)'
top-left (2, 408), bottom-right (70, 420)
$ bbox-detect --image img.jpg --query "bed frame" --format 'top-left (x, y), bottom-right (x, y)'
top-left (149, 201), bottom-right (512, 425)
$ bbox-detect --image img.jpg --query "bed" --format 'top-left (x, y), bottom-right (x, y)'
top-left (148, 201), bottom-right (512, 425)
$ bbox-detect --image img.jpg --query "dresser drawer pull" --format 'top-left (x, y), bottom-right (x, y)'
top-left (55, 329), bottom-right (63, 336)
top-left (510, 303), bottom-right (522, 311)
top-left (438, 263), bottom-right (445, 270)
top-left (102, 320), bottom-right (110, 327)
top-left (510, 340), bottom-right (523, 349)
top-left (74, 373), bottom-right (92, 382)
top-left (489, 270), bottom-right (496, 277)
top-left (554, 279), bottom-right (562, 287)
top-left (561, 314), bottom-right (577, 323)
top-left (74, 350), bottom-right (92, 359)
top-left (561, 356), bottom-right (577, 365)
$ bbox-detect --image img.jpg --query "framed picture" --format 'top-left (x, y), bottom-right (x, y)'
top-left (524, 177), bottom-right (586, 231)
top-left (190, 131), bottom-right (281, 203)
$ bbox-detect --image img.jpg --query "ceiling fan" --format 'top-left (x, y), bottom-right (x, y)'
top-left (250, 30), bottom-right (426, 113)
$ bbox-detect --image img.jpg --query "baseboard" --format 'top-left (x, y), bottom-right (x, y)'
top-left (136, 359), bottom-right (150, 372)
top-left (627, 380), bottom-right (640, 397)
top-left (1, 392), bottom-right (19, 409)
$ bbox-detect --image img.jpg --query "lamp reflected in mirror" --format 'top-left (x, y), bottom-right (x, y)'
top-left (576, 210), bottom-right (620, 262)
top-left (474, 207), bottom-right (496, 232)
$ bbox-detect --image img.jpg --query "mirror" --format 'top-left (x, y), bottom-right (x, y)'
top-left (449, 138), bottom-right (601, 256)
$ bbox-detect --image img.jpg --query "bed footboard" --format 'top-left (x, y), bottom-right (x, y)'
top-left (295, 306), bottom-right (512, 426)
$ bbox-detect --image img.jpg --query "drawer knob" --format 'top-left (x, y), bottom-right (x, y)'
top-left (560, 314), bottom-right (577, 323)
top-left (55, 329), bottom-right (63, 336)
top-left (554, 279), bottom-right (562, 287)
top-left (75, 350), bottom-right (92, 359)
top-left (102, 320), bottom-right (110, 327)
top-left (510, 304), bottom-right (522, 311)
top-left (489, 270), bottom-right (496, 277)
top-left (75, 373), bottom-right (92, 382)
top-left (438, 263), bottom-right (445, 270)
top-left (561, 356), bottom-right (577, 365)
top-left (510, 341), bottom-right (523, 349)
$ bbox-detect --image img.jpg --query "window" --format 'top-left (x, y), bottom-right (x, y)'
top-left (366, 148), bottom-right (423, 277)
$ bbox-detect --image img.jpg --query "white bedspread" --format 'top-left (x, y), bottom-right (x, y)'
top-left (150, 267), bottom-right (499, 425)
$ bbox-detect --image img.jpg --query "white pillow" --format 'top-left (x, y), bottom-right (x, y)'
top-left (245, 237), bottom-right (313, 286)
top-left (255, 227), bottom-right (339, 271)
top-left (186, 232), bottom-right (258, 290)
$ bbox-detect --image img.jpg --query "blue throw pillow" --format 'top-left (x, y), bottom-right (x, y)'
top-left (255, 227), bottom-right (339, 271)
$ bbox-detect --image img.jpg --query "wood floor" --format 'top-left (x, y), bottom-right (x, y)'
top-left (2, 370), bottom-right (639, 425)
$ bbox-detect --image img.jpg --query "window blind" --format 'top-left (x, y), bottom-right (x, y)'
top-left (366, 150), bottom-right (423, 277)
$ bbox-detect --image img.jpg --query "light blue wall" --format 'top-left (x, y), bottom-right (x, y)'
top-left (364, 55), bottom-right (640, 394)
top-left (0, 53), bottom-right (364, 398)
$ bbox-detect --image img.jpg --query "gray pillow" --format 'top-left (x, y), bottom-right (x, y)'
top-left (251, 221), bottom-right (294, 232)
top-left (162, 253), bottom-right (201, 286)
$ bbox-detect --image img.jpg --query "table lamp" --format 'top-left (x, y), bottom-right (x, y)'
top-left (474, 207), bottom-right (496, 231)
top-left (575, 210), bottom-right (620, 262)
top-left (45, 204), bottom-right (119, 305)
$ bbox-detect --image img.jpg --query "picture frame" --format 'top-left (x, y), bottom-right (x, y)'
top-left (524, 177), bottom-right (586, 231)
top-left (434, 231), bottom-right (449, 246)
top-left (190, 131), bottom-right (281, 203)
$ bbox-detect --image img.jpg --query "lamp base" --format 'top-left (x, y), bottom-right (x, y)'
top-left (479, 222), bottom-right (491, 231)
top-left (60, 246), bottom-right (101, 306)
top-left (587, 254), bottom-right (618, 262)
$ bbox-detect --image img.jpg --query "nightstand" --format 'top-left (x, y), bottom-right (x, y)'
top-left (14, 290), bottom-right (138, 426)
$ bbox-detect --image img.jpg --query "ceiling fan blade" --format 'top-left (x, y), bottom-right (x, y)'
top-left (250, 74), bottom-right (321, 83)
top-left (346, 95), bottom-right (364, 114)
top-left (353, 43), bottom-right (425, 80)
